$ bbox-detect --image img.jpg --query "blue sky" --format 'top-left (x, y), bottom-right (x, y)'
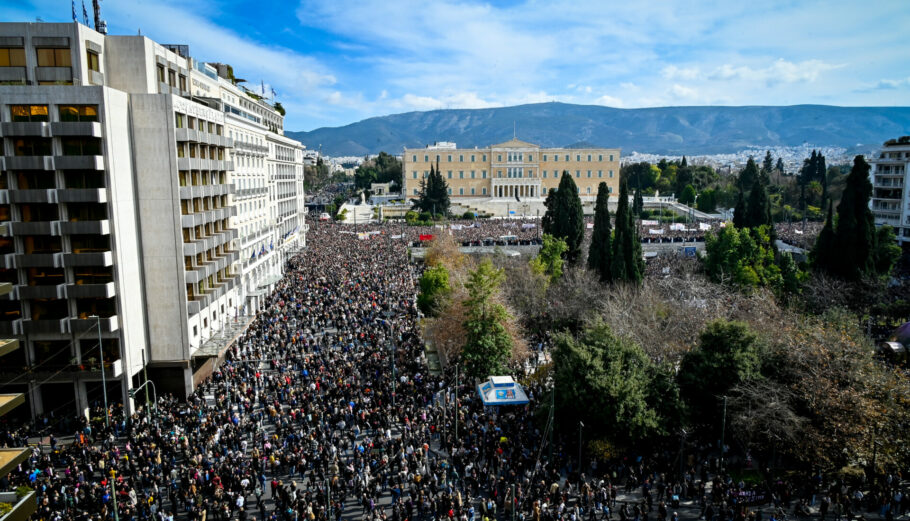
top-left (9, 0), bottom-right (910, 130)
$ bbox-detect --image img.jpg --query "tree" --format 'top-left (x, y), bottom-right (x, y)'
top-left (703, 225), bottom-right (783, 289)
top-left (553, 323), bottom-right (664, 443)
top-left (412, 160), bottom-right (450, 217)
top-left (696, 188), bottom-right (717, 213)
top-left (775, 157), bottom-right (785, 176)
top-left (417, 265), bottom-right (451, 317)
top-left (738, 157), bottom-right (760, 194)
top-left (632, 185), bottom-right (644, 217)
top-left (530, 234), bottom-right (568, 285)
top-left (541, 172), bottom-right (585, 263)
top-left (762, 150), bottom-right (774, 175)
top-left (745, 170), bottom-right (771, 228)
top-left (679, 184), bottom-right (696, 206)
top-left (830, 155), bottom-right (876, 280)
top-left (273, 102), bottom-right (286, 116)
top-left (678, 320), bottom-right (762, 423)
top-left (872, 225), bottom-right (901, 276)
top-left (732, 192), bottom-right (747, 228)
top-left (587, 183), bottom-right (613, 283)
top-left (611, 176), bottom-right (644, 284)
top-left (811, 203), bottom-right (836, 274)
top-left (462, 260), bottom-right (514, 379)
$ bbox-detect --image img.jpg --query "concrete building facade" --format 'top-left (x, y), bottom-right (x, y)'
top-left (0, 21), bottom-right (306, 417)
top-left (870, 138), bottom-right (910, 245)
top-left (402, 139), bottom-right (621, 203)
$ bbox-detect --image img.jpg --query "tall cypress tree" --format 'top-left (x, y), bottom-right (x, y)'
top-left (632, 185), bottom-right (644, 217)
top-left (542, 172), bottom-right (585, 263)
top-left (612, 177), bottom-right (643, 284)
top-left (739, 157), bottom-right (759, 194)
top-left (588, 182), bottom-right (613, 282)
top-left (745, 169), bottom-right (771, 228)
top-left (811, 202), bottom-right (836, 273)
top-left (733, 192), bottom-right (747, 228)
top-left (831, 155), bottom-right (875, 280)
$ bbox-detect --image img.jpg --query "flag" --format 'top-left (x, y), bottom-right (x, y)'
top-left (269, 241), bottom-right (274, 250)
top-left (82, 0), bottom-right (89, 25)
top-left (418, 234), bottom-right (434, 242)
top-left (271, 88), bottom-right (278, 98)
top-left (72, 0), bottom-right (78, 22)
top-left (261, 80), bottom-right (266, 96)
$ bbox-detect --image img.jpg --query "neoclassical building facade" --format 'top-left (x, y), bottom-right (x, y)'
top-left (402, 139), bottom-right (621, 200)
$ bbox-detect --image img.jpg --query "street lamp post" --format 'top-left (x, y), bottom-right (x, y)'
top-left (578, 421), bottom-right (584, 476)
top-left (89, 315), bottom-right (110, 428)
top-left (128, 379), bottom-right (158, 428)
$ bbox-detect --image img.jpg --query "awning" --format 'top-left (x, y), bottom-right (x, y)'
top-left (476, 376), bottom-right (529, 406)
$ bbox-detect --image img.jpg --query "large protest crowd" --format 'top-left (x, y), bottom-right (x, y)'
top-left (0, 220), bottom-right (896, 521)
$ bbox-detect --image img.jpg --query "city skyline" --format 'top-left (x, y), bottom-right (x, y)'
top-left (7, 0), bottom-right (910, 131)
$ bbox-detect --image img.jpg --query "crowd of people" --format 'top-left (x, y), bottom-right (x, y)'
top-left (0, 220), bottom-right (899, 521)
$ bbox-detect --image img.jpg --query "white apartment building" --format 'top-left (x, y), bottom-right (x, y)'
top-left (869, 138), bottom-right (910, 245)
top-left (188, 62), bottom-right (306, 312)
top-left (0, 21), bottom-right (306, 417)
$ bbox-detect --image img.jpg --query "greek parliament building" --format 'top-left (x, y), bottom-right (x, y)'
top-left (0, 21), bottom-right (307, 420)
top-left (402, 139), bottom-right (621, 202)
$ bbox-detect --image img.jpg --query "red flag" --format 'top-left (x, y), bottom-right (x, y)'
top-left (419, 234), bottom-right (434, 241)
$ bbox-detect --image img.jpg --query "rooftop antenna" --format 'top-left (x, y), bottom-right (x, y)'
top-left (93, 0), bottom-right (107, 34)
top-left (513, 121), bottom-right (516, 139)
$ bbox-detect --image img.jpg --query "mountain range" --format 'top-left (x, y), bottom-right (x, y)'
top-left (285, 102), bottom-right (910, 158)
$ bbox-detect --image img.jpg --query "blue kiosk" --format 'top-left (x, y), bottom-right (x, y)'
top-left (476, 375), bottom-right (530, 406)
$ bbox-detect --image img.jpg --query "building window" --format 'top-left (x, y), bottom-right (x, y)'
top-left (413, 189), bottom-right (418, 195)
top-left (86, 50), bottom-right (100, 72)
top-left (447, 171), bottom-right (452, 179)
top-left (575, 170), bottom-right (580, 178)
top-left (0, 47), bottom-right (26, 67)
top-left (543, 154), bottom-right (547, 161)
top-left (587, 170), bottom-right (591, 178)
top-left (459, 155), bottom-right (463, 161)
top-left (58, 105), bottom-right (98, 122)
top-left (180, 75), bottom-right (187, 91)
top-left (157, 64), bottom-right (165, 83)
top-left (587, 154), bottom-right (592, 161)
top-left (447, 155), bottom-right (452, 162)
top-left (483, 154), bottom-right (487, 161)
top-left (498, 154), bottom-right (502, 161)
top-left (542, 170), bottom-right (547, 178)
top-left (14, 138), bottom-right (52, 156)
top-left (459, 188), bottom-right (464, 195)
top-left (598, 154), bottom-right (603, 161)
top-left (610, 154), bottom-right (614, 161)
top-left (11, 105), bottom-right (49, 122)
top-left (598, 170), bottom-right (602, 178)
top-left (482, 187), bottom-right (487, 195)
top-left (175, 113), bottom-right (185, 128)
top-left (587, 186), bottom-right (592, 194)
top-left (62, 137), bottom-right (101, 156)
top-left (471, 187), bottom-right (475, 195)
top-left (412, 155), bottom-right (417, 162)
top-left (424, 155), bottom-right (428, 162)
top-left (471, 155), bottom-right (475, 162)
top-left (609, 170), bottom-right (614, 178)
top-left (413, 172), bottom-right (417, 179)
top-left (542, 187), bottom-right (547, 195)
top-left (609, 186), bottom-right (613, 193)
top-left (482, 170), bottom-right (487, 178)
top-left (471, 170), bottom-right (475, 179)
top-left (565, 154), bottom-right (569, 161)
top-left (447, 188), bottom-right (452, 195)
top-left (459, 171), bottom-right (464, 179)
top-left (36, 47), bottom-right (71, 67)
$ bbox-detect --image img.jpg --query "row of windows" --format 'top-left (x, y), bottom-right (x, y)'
top-left (410, 168), bottom-right (614, 180)
top-left (8, 137), bottom-right (100, 156)
top-left (410, 185), bottom-right (613, 196)
top-left (174, 113), bottom-right (223, 135)
top-left (157, 64), bottom-right (188, 92)
top-left (410, 152), bottom-right (616, 163)
top-left (10, 104), bottom-right (98, 123)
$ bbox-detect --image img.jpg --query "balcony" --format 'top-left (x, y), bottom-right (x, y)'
top-left (16, 284), bottom-right (65, 299)
top-left (8, 221), bottom-right (56, 236)
top-left (20, 318), bottom-right (68, 334)
top-left (58, 219), bottom-right (109, 235)
top-left (3, 156), bottom-right (54, 170)
top-left (62, 251), bottom-right (112, 267)
top-left (0, 339), bottom-right (19, 358)
top-left (15, 253), bottom-right (60, 268)
top-left (69, 315), bottom-right (119, 333)
top-left (54, 155), bottom-right (103, 170)
top-left (51, 121), bottom-right (103, 137)
top-left (65, 281), bottom-right (116, 299)
top-left (180, 213), bottom-right (204, 228)
top-left (0, 66), bottom-right (26, 85)
top-left (7, 189), bottom-right (54, 204)
top-left (35, 66), bottom-right (72, 83)
top-left (56, 188), bottom-right (107, 203)
top-left (0, 489), bottom-right (37, 521)
top-left (0, 122), bottom-right (51, 138)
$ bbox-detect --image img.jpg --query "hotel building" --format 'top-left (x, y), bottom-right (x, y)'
top-left (869, 137), bottom-right (910, 245)
top-left (0, 21), bottom-right (306, 417)
top-left (402, 139), bottom-right (621, 201)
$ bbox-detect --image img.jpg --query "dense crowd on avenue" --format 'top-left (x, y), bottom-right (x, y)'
top-left (0, 221), bottom-right (896, 521)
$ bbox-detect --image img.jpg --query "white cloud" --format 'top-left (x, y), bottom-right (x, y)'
top-left (662, 65), bottom-right (700, 80)
top-left (707, 59), bottom-right (843, 85)
top-left (670, 84), bottom-right (699, 100)
top-left (594, 95), bottom-right (623, 107)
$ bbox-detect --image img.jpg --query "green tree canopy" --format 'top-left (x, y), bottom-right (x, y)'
top-left (530, 234), bottom-right (568, 284)
top-left (611, 177), bottom-right (644, 284)
top-left (462, 260), bottom-right (513, 379)
top-left (412, 161), bottom-right (450, 217)
top-left (553, 323), bottom-right (664, 443)
top-left (678, 320), bottom-right (762, 423)
top-left (679, 184), bottom-right (696, 206)
top-left (417, 265), bottom-right (451, 317)
top-left (541, 172), bottom-right (585, 262)
top-left (587, 182), bottom-right (613, 282)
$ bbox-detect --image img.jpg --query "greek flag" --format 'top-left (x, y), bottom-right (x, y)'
top-left (72, 0), bottom-right (78, 22)
top-left (82, 0), bottom-right (89, 25)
